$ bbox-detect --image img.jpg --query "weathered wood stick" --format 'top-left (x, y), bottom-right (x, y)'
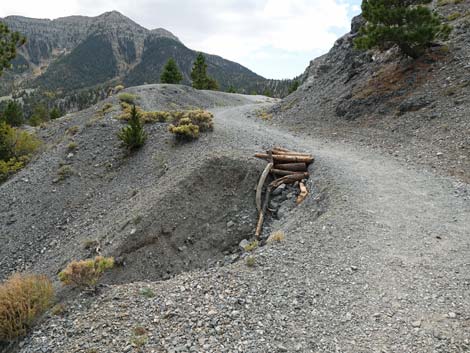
top-left (256, 162), bottom-right (273, 213)
top-left (273, 146), bottom-right (291, 152)
top-left (296, 182), bottom-right (309, 205)
top-left (271, 169), bottom-right (309, 177)
top-left (255, 153), bottom-right (314, 164)
top-left (255, 185), bottom-right (272, 238)
top-left (274, 162), bottom-right (307, 172)
top-left (271, 149), bottom-right (311, 157)
top-left (270, 174), bottom-right (307, 188)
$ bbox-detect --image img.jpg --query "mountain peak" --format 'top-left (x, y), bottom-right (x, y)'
top-left (149, 28), bottom-right (180, 42)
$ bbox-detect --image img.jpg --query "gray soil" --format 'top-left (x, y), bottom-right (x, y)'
top-left (3, 84), bottom-right (468, 353)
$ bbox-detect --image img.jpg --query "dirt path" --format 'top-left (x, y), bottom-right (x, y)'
top-left (16, 101), bottom-right (470, 353)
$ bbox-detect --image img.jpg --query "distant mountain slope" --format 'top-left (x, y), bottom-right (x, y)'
top-left (0, 11), bottom-right (291, 108)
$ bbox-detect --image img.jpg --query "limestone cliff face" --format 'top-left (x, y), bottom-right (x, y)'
top-left (0, 11), bottom-right (270, 95)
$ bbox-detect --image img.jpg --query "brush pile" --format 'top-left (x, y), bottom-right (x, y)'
top-left (254, 147), bottom-right (314, 238)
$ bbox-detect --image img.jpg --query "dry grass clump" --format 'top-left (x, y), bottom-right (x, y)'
top-left (268, 230), bottom-right (286, 243)
top-left (58, 256), bottom-right (114, 291)
top-left (118, 93), bottom-right (138, 105)
top-left (168, 118), bottom-right (200, 141)
top-left (0, 274), bottom-right (54, 341)
top-left (57, 165), bottom-right (74, 180)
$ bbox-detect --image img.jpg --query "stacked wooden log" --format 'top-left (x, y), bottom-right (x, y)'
top-left (254, 147), bottom-right (314, 238)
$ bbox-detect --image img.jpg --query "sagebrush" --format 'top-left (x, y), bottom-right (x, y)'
top-left (58, 256), bottom-right (114, 290)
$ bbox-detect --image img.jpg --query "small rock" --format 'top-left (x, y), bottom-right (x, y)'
top-left (448, 312), bottom-right (457, 319)
top-left (411, 320), bottom-right (421, 328)
top-left (239, 239), bottom-right (250, 251)
top-left (227, 221), bottom-right (235, 228)
top-left (272, 184), bottom-right (286, 196)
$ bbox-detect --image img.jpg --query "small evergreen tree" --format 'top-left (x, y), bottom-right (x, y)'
top-left (227, 85), bottom-right (237, 93)
top-left (49, 107), bottom-right (61, 120)
top-left (288, 80), bottom-right (300, 94)
top-left (29, 104), bottom-right (49, 126)
top-left (117, 105), bottom-right (147, 150)
top-left (160, 58), bottom-right (183, 84)
top-left (2, 100), bottom-right (23, 126)
top-left (191, 53), bottom-right (219, 90)
top-left (355, 0), bottom-right (451, 59)
top-left (0, 23), bottom-right (26, 76)
top-left (263, 88), bottom-right (273, 97)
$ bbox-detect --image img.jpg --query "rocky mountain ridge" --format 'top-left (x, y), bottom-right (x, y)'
top-left (275, 0), bottom-right (470, 183)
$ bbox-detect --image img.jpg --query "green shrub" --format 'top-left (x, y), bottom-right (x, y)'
top-left (168, 118), bottom-right (200, 141)
top-left (0, 123), bottom-right (41, 160)
top-left (29, 104), bottom-right (49, 126)
top-left (447, 12), bottom-right (461, 21)
top-left (244, 240), bottom-right (259, 252)
top-left (67, 142), bottom-right (78, 151)
top-left (114, 84), bottom-right (125, 93)
top-left (57, 165), bottom-right (74, 180)
top-left (0, 273), bottom-right (54, 341)
top-left (118, 93), bottom-right (138, 105)
top-left (0, 157), bottom-right (26, 182)
top-left (49, 107), bottom-right (61, 120)
top-left (0, 122), bottom-right (41, 181)
top-left (1, 100), bottom-right (23, 126)
top-left (246, 255), bottom-right (256, 267)
top-left (117, 105), bottom-right (147, 150)
top-left (58, 256), bottom-right (114, 290)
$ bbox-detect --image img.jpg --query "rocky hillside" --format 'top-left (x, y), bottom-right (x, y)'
top-left (0, 11), bottom-right (291, 104)
top-left (274, 0), bottom-right (470, 183)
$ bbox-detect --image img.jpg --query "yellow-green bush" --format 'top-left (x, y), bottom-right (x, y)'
top-left (0, 122), bottom-right (41, 182)
top-left (180, 110), bottom-right (214, 132)
top-left (58, 256), bottom-right (114, 290)
top-left (168, 118), bottom-right (200, 141)
top-left (114, 84), bottom-right (125, 93)
top-left (0, 157), bottom-right (27, 182)
top-left (118, 93), bottom-right (138, 105)
top-left (0, 273), bottom-right (54, 341)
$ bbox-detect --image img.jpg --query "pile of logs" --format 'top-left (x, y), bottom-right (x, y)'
top-left (254, 147), bottom-right (314, 238)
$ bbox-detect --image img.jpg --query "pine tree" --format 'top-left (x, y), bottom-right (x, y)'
top-left (160, 58), bottom-right (183, 84)
top-left (355, 0), bottom-right (451, 59)
top-left (49, 107), bottom-right (61, 120)
top-left (29, 104), bottom-right (49, 126)
top-left (117, 105), bottom-right (147, 150)
top-left (0, 23), bottom-right (26, 76)
top-left (227, 85), bottom-right (237, 93)
top-left (2, 100), bottom-right (23, 126)
top-left (191, 53), bottom-right (219, 90)
top-left (288, 80), bottom-right (300, 94)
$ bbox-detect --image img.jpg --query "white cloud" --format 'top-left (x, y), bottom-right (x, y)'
top-left (0, 0), bottom-right (358, 78)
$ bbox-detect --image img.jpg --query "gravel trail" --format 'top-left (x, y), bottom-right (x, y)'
top-left (16, 100), bottom-right (470, 353)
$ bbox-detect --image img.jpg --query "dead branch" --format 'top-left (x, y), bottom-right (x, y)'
top-left (270, 173), bottom-right (308, 188)
top-left (255, 185), bottom-right (272, 238)
top-left (296, 182), bottom-right (308, 205)
top-left (255, 153), bottom-right (314, 164)
top-left (271, 169), bottom-right (310, 177)
top-left (256, 162), bottom-right (273, 213)
top-left (274, 162), bottom-right (307, 172)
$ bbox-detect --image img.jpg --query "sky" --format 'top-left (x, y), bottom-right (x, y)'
top-left (0, 0), bottom-right (362, 79)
